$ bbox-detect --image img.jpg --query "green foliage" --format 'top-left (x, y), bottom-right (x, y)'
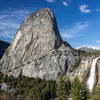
top-left (70, 76), bottom-right (88, 100)
top-left (73, 57), bottom-right (81, 68)
top-left (56, 75), bottom-right (69, 100)
top-left (69, 57), bottom-right (81, 73)
top-left (0, 72), bottom-right (56, 100)
top-left (79, 50), bottom-right (100, 57)
top-left (66, 77), bottom-right (71, 95)
top-left (88, 94), bottom-right (100, 100)
top-left (0, 72), bottom-right (90, 100)
top-left (24, 79), bottom-right (56, 100)
top-left (0, 89), bottom-right (3, 95)
top-left (88, 86), bottom-right (100, 100)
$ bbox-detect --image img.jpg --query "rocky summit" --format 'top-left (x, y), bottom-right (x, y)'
top-left (0, 8), bottom-right (79, 80)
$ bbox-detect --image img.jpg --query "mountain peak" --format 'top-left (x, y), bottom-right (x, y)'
top-left (36, 8), bottom-right (53, 17)
top-left (0, 8), bottom-right (78, 80)
top-left (12, 8), bottom-right (62, 52)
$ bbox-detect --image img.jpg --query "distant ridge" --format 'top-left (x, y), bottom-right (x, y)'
top-left (77, 46), bottom-right (100, 53)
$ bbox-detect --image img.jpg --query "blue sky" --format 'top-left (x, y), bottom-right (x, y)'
top-left (0, 0), bottom-right (100, 49)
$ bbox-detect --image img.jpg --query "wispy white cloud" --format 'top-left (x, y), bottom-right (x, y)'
top-left (61, 33), bottom-right (75, 39)
top-left (0, 15), bottom-right (9, 19)
top-left (80, 4), bottom-right (91, 13)
top-left (0, 31), bottom-right (14, 39)
top-left (11, 9), bottom-right (31, 17)
top-left (96, 8), bottom-right (100, 12)
top-left (0, 9), bottom-right (31, 19)
top-left (0, 21), bottom-right (19, 29)
top-left (46, 0), bottom-right (56, 3)
top-left (0, 9), bottom-right (31, 40)
top-left (61, 22), bottom-right (88, 39)
top-left (76, 45), bottom-right (100, 50)
top-left (96, 41), bottom-right (100, 43)
top-left (62, 1), bottom-right (68, 7)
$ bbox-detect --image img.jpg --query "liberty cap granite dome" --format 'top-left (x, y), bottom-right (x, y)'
top-left (11, 8), bottom-right (62, 53)
top-left (0, 8), bottom-right (78, 80)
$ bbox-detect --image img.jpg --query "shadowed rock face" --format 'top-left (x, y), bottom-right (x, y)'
top-left (0, 40), bottom-right (10, 59)
top-left (0, 8), bottom-right (79, 80)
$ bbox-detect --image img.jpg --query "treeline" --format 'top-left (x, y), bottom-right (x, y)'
top-left (0, 72), bottom-right (89, 100)
top-left (78, 50), bottom-right (100, 57)
top-left (0, 73), bottom-right (56, 100)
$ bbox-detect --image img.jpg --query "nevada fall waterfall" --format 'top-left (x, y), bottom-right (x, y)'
top-left (87, 57), bottom-right (100, 92)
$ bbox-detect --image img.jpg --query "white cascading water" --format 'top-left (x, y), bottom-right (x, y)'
top-left (87, 57), bottom-right (99, 92)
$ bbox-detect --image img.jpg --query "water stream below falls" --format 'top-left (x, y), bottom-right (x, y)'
top-left (87, 57), bottom-right (100, 92)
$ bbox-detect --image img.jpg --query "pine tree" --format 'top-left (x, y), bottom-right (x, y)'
top-left (70, 76), bottom-right (88, 100)
top-left (66, 77), bottom-right (71, 95)
top-left (56, 76), bottom-right (68, 100)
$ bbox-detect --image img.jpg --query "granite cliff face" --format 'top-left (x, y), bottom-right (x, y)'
top-left (0, 40), bottom-right (10, 59)
top-left (67, 55), bottom-right (100, 89)
top-left (0, 8), bottom-right (79, 80)
top-left (67, 56), bottom-right (93, 81)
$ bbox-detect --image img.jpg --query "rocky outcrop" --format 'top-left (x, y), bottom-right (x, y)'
top-left (0, 40), bottom-right (10, 59)
top-left (67, 55), bottom-right (100, 88)
top-left (67, 56), bottom-right (95, 82)
top-left (96, 59), bottom-right (100, 86)
top-left (0, 8), bottom-right (79, 80)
